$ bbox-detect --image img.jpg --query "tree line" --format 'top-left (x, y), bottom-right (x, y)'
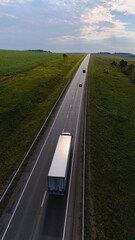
top-left (112, 59), bottom-right (135, 84)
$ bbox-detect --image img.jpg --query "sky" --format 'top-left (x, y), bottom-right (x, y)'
top-left (0, 0), bottom-right (135, 53)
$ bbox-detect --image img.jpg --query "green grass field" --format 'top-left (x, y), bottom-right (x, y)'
top-left (85, 54), bottom-right (135, 239)
top-left (0, 50), bottom-right (61, 75)
top-left (0, 50), bottom-right (85, 195)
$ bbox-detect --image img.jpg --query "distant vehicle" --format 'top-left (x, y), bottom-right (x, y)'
top-left (79, 83), bottom-right (82, 87)
top-left (48, 132), bottom-right (72, 195)
top-left (82, 69), bottom-right (86, 73)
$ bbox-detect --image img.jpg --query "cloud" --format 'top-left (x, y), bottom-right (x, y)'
top-left (0, 0), bottom-right (135, 52)
top-left (78, 3), bottom-right (134, 41)
top-left (0, 12), bottom-right (18, 18)
top-left (47, 0), bottom-right (89, 7)
top-left (49, 35), bottom-right (77, 42)
top-left (48, 18), bottom-right (73, 25)
top-left (103, 0), bottom-right (135, 15)
top-left (50, 1), bottom-right (134, 43)
top-left (0, 0), bottom-right (31, 6)
top-left (81, 5), bottom-right (114, 24)
top-left (0, 0), bottom-right (10, 5)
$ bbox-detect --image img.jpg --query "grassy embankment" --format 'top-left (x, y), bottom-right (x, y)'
top-left (0, 50), bottom-right (85, 196)
top-left (85, 54), bottom-right (135, 239)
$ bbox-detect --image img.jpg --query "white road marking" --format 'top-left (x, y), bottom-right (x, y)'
top-left (41, 191), bottom-right (47, 208)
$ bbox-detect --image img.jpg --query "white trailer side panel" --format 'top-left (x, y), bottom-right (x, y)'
top-left (48, 133), bottom-right (72, 194)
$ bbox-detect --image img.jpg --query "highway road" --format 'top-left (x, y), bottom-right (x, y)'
top-left (0, 54), bottom-right (90, 240)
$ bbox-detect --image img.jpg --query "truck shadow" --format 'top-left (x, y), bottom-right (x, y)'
top-left (42, 193), bottom-right (67, 238)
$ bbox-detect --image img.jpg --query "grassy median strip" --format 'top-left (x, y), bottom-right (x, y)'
top-left (86, 54), bottom-right (135, 239)
top-left (0, 51), bottom-right (85, 196)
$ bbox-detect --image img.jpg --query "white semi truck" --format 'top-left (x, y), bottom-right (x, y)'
top-left (48, 132), bottom-right (72, 195)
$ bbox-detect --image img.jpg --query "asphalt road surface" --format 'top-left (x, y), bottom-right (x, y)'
top-left (0, 54), bottom-right (90, 240)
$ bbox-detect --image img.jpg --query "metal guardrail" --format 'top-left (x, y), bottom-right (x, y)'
top-left (0, 78), bottom-right (71, 203)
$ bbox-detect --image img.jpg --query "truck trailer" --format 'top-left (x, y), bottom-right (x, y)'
top-left (48, 132), bottom-right (72, 195)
